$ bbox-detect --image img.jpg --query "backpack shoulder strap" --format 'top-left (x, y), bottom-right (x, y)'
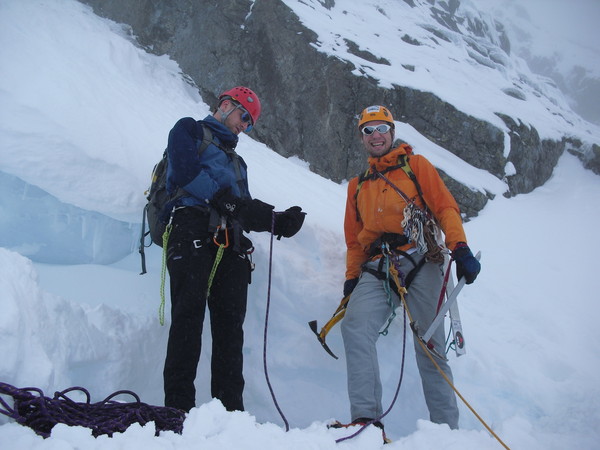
top-left (198, 124), bottom-right (213, 155)
top-left (355, 154), bottom-right (428, 218)
top-left (354, 168), bottom-right (371, 221)
top-left (398, 154), bottom-right (427, 208)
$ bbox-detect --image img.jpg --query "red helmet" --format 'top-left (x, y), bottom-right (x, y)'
top-left (219, 86), bottom-right (261, 124)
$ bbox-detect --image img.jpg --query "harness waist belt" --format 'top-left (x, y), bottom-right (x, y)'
top-left (367, 233), bottom-right (410, 258)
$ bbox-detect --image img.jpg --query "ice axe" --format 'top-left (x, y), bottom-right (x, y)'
top-left (308, 295), bottom-right (350, 360)
top-left (413, 251), bottom-right (481, 360)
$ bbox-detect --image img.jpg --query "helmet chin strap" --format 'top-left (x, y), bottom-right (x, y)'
top-left (217, 97), bottom-right (236, 125)
top-left (217, 106), bottom-right (233, 125)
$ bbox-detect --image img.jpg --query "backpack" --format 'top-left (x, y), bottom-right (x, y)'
top-left (138, 125), bottom-right (213, 274)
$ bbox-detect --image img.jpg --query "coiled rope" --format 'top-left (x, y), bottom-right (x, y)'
top-left (0, 382), bottom-right (185, 438)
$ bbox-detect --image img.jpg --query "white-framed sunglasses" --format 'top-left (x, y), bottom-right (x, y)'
top-left (361, 124), bottom-right (392, 136)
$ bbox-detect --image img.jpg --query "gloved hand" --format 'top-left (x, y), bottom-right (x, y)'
top-left (212, 187), bottom-right (245, 218)
top-left (273, 206), bottom-right (306, 239)
top-left (213, 189), bottom-right (276, 233)
top-left (452, 242), bottom-right (480, 284)
top-left (242, 198), bottom-right (274, 232)
top-left (343, 278), bottom-right (359, 297)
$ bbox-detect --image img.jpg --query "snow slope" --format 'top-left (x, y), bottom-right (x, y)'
top-left (1, 1), bottom-right (599, 449)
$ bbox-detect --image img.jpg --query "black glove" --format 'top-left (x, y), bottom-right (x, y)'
top-left (343, 278), bottom-right (359, 297)
top-left (273, 206), bottom-right (306, 239)
top-left (212, 189), bottom-right (275, 233)
top-left (212, 187), bottom-right (246, 219)
top-left (452, 242), bottom-right (480, 284)
top-left (242, 198), bottom-right (275, 232)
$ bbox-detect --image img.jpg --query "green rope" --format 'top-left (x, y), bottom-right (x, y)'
top-left (158, 224), bottom-right (172, 326)
top-left (206, 244), bottom-right (225, 298)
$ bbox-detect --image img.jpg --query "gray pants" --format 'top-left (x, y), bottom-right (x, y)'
top-left (341, 253), bottom-right (459, 429)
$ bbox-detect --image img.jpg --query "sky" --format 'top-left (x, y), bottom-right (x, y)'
top-left (482, 0), bottom-right (600, 50)
top-left (472, 0), bottom-right (600, 123)
top-left (1, 0), bottom-right (600, 449)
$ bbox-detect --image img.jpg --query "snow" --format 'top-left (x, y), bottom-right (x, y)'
top-left (280, 0), bottom-right (600, 145)
top-left (1, 0), bottom-right (599, 449)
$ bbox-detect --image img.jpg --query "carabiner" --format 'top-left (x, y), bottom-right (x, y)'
top-left (213, 225), bottom-right (230, 248)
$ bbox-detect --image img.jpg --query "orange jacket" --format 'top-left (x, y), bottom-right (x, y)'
top-left (344, 144), bottom-right (467, 279)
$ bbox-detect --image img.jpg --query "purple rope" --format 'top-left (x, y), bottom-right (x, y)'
top-left (0, 382), bottom-right (185, 438)
top-left (262, 211), bottom-right (290, 431)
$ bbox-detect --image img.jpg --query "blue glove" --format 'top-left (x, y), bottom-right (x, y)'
top-left (452, 242), bottom-right (480, 284)
top-left (343, 278), bottom-right (359, 297)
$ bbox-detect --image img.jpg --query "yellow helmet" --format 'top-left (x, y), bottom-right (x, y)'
top-left (357, 105), bottom-right (394, 129)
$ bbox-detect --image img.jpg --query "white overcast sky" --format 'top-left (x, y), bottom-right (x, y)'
top-left (475, 0), bottom-right (600, 71)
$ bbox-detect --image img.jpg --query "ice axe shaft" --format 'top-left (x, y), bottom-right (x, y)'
top-left (421, 251), bottom-right (481, 343)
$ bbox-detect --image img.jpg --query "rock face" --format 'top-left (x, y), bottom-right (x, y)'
top-left (77, 0), bottom-right (582, 217)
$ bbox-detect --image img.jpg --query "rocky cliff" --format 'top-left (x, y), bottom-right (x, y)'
top-left (77, 0), bottom-right (596, 217)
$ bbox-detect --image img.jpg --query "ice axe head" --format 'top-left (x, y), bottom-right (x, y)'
top-left (308, 320), bottom-right (339, 359)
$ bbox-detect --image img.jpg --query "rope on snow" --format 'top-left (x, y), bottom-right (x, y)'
top-left (0, 382), bottom-right (186, 438)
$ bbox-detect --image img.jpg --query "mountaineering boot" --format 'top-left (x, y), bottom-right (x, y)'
top-left (328, 418), bottom-right (392, 444)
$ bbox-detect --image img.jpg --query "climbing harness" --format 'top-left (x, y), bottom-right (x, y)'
top-left (309, 242), bottom-right (425, 358)
top-left (157, 208), bottom-right (244, 324)
top-left (0, 382), bottom-right (186, 438)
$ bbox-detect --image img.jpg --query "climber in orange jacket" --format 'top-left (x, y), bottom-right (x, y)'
top-left (340, 105), bottom-right (480, 432)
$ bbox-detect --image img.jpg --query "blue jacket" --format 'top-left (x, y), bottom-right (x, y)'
top-left (166, 115), bottom-right (251, 208)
